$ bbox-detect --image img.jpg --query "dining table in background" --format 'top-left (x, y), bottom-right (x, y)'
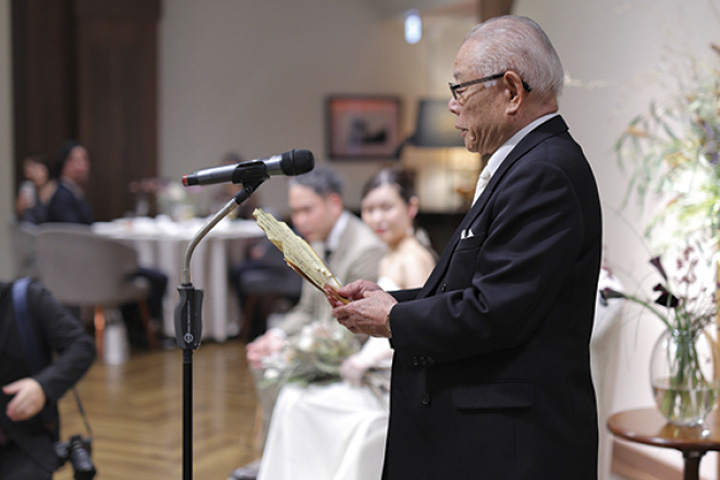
top-left (93, 215), bottom-right (264, 342)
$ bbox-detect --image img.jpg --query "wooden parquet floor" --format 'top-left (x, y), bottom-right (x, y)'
top-left (55, 341), bottom-right (259, 480)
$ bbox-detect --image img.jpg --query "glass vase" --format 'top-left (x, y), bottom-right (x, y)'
top-left (650, 328), bottom-right (720, 426)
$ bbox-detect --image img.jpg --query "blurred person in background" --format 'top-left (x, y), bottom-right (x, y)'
top-left (15, 154), bottom-right (57, 225)
top-left (41, 139), bottom-right (167, 351)
top-left (0, 278), bottom-right (95, 479)
top-left (46, 140), bottom-right (93, 225)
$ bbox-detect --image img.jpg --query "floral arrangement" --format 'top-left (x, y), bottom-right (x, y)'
top-left (261, 321), bottom-right (362, 388)
top-left (601, 247), bottom-right (716, 333)
top-left (612, 43), bottom-right (720, 424)
top-left (615, 47), bottom-right (720, 250)
top-left (601, 246), bottom-right (718, 423)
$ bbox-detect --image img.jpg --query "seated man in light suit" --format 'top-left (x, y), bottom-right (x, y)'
top-left (233, 166), bottom-right (386, 480)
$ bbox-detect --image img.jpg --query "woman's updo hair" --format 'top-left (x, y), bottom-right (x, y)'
top-left (361, 168), bottom-right (416, 204)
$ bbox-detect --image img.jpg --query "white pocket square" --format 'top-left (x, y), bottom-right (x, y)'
top-left (460, 228), bottom-right (475, 239)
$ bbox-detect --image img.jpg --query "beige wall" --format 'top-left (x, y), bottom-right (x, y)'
top-left (0, 0), bottom-right (13, 278)
top-left (0, 0), bottom-right (472, 275)
top-left (158, 1), bottom-right (473, 213)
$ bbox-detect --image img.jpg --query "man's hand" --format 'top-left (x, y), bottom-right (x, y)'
top-left (330, 280), bottom-right (397, 338)
top-left (246, 330), bottom-right (286, 369)
top-left (3, 378), bottom-right (46, 422)
top-left (326, 279), bottom-right (382, 306)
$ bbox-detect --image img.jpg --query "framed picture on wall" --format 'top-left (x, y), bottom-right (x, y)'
top-left (326, 96), bottom-right (402, 159)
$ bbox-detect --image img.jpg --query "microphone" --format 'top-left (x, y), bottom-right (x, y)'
top-left (182, 149), bottom-right (314, 186)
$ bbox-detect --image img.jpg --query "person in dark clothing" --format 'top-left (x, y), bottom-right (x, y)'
top-left (330, 16), bottom-right (602, 479)
top-left (42, 140), bottom-right (168, 348)
top-left (46, 141), bottom-right (94, 225)
top-left (0, 279), bottom-right (96, 479)
top-left (15, 154), bottom-right (57, 225)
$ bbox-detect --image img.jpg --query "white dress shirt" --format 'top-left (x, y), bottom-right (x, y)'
top-left (472, 112), bottom-right (559, 204)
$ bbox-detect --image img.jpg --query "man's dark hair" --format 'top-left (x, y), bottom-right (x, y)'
top-left (289, 165), bottom-right (343, 197)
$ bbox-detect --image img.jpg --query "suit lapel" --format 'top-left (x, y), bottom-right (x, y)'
top-left (417, 116), bottom-right (570, 298)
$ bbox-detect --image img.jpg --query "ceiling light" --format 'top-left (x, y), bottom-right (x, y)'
top-left (404, 9), bottom-right (422, 44)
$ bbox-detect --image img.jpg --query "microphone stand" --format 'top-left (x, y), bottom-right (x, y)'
top-left (174, 179), bottom-right (264, 480)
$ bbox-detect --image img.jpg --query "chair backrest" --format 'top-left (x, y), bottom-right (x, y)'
top-left (9, 221), bottom-right (39, 279)
top-left (35, 224), bottom-right (146, 306)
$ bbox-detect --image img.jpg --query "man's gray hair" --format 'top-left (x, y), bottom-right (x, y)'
top-left (465, 16), bottom-right (564, 99)
top-left (288, 165), bottom-right (344, 197)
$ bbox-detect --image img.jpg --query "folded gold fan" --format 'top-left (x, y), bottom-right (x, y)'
top-left (253, 208), bottom-right (349, 304)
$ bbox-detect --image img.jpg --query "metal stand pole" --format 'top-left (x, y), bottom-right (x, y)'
top-left (183, 349), bottom-right (193, 478)
top-left (174, 180), bottom-right (263, 480)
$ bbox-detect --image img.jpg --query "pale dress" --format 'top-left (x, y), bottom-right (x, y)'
top-left (256, 277), bottom-right (398, 480)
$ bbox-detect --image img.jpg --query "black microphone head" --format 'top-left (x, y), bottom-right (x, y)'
top-left (281, 149), bottom-right (315, 176)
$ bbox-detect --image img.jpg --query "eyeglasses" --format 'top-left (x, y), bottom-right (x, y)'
top-left (449, 72), bottom-right (532, 100)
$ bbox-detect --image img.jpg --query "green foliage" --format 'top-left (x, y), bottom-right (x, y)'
top-left (615, 55), bottom-right (720, 248)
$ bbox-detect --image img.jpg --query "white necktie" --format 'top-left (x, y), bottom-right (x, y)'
top-left (472, 169), bottom-right (492, 204)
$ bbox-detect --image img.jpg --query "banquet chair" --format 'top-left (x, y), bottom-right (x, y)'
top-left (9, 221), bottom-right (39, 278)
top-left (34, 224), bottom-right (157, 358)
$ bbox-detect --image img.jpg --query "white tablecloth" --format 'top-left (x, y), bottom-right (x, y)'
top-left (93, 216), bottom-right (264, 342)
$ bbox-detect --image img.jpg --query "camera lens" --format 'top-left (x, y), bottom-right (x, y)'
top-left (68, 436), bottom-right (96, 480)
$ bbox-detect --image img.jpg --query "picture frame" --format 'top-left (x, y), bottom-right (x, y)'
top-left (326, 96), bottom-right (402, 159)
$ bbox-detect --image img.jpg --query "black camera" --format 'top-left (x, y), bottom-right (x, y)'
top-left (55, 435), bottom-right (96, 480)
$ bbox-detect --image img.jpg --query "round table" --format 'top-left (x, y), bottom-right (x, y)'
top-left (607, 407), bottom-right (720, 480)
top-left (93, 216), bottom-right (264, 342)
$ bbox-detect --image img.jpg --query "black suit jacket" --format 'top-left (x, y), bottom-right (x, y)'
top-left (385, 116), bottom-right (602, 479)
top-left (46, 181), bottom-right (94, 224)
top-left (0, 280), bottom-right (96, 473)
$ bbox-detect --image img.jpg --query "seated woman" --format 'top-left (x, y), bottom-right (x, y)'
top-left (15, 154), bottom-right (56, 225)
top-left (257, 169), bottom-right (436, 480)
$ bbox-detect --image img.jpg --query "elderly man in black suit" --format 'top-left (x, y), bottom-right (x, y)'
top-left (330, 15), bottom-right (602, 479)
